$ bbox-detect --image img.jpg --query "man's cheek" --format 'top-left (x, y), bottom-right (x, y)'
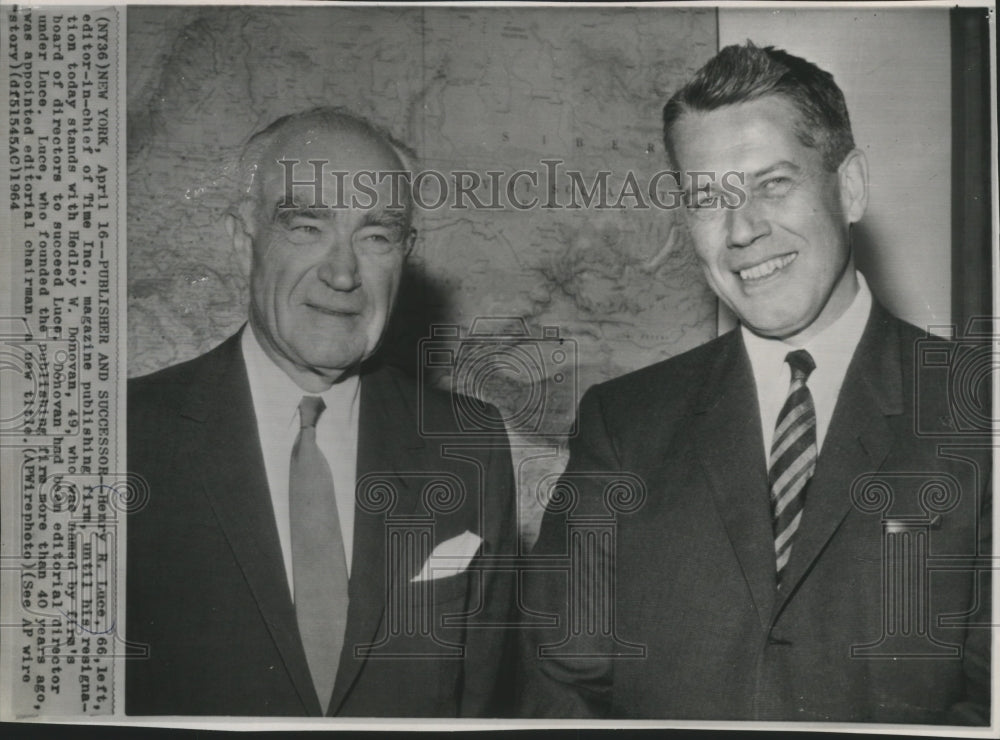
top-left (693, 250), bottom-right (722, 282)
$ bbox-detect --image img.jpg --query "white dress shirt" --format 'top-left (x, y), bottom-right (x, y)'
top-left (742, 272), bottom-right (873, 461)
top-left (241, 325), bottom-right (360, 596)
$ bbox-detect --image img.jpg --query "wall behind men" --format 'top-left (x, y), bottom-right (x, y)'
top-left (127, 6), bottom-right (721, 387)
top-left (126, 6), bottom-right (720, 542)
top-left (718, 7), bottom-right (953, 333)
top-left (127, 7), bottom-right (957, 543)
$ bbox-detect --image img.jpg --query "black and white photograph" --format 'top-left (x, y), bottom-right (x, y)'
top-left (0, 1), bottom-right (995, 733)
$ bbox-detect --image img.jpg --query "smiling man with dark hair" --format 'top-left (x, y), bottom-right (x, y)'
top-left (127, 108), bottom-right (517, 717)
top-left (520, 43), bottom-right (991, 724)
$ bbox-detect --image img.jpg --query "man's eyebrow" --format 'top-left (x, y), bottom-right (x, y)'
top-left (271, 202), bottom-right (331, 223)
top-left (751, 161), bottom-right (802, 180)
top-left (361, 210), bottom-right (410, 229)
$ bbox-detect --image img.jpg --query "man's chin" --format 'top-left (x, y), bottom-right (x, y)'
top-left (303, 354), bottom-right (364, 374)
top-left (303, 340), bottom-right (380, 372)
top-left (738, 306), bottom-right (811, 341)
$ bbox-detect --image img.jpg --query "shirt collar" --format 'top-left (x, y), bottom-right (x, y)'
top-left (241, 324), bottom-right (361, 429)
top-left (741, 271), bottom-right (873, 380)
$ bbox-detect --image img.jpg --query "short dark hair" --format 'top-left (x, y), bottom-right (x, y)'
top-left (662, 42), bottom-right (855, 171)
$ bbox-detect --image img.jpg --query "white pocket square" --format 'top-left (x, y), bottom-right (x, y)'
top-left (410, 530), bottom-right (483, 582)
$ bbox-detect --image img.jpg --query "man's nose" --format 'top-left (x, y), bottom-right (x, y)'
top-left (725, 200), bottom-right (770, 248)
top-left (316, 235), bottom-right (360, 291)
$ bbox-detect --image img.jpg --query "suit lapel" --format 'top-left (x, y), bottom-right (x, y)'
top-left (773, 303), bottom-right (903, 617)
top-left (181, 331), bottom-right (321, 716)
top-left (328, 363), bottom-right (425, 715)
top-left (692, 332), bottom-right (777, 626)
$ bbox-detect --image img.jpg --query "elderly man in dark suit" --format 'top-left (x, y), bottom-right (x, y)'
top-left (519, 43), bottom-right (991, 724)
top-left (127, 108), bottom-right (517, 717)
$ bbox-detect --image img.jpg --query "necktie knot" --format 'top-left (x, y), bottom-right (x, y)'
top-left (298, 395), bottom-right (326, 429)
top-left (786, 349), bottom-right (816, 383)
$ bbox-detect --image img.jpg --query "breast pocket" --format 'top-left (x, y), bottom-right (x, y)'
top-left (412, 570), bottom-right (472, 606)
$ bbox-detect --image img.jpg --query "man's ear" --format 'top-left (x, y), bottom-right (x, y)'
top-left (838, 148), bottom-right (869, 225)
top-left (403, 228), bottom-right (417, 258)
top-left (225, 201), bottom-right (256, 278)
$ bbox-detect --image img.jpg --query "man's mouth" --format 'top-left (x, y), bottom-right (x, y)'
top-left (737, 253), bottom-right (797, 282)
top-left (306, 303), bottom-right (360, 317)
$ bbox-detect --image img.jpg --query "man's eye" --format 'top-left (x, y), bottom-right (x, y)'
top-left (688, 191), bottom-right (718, 209)
top-left (357, 228), bottom-right (402, 249)
top-left (761, 177), bottom-right (792, 195)
top-left (290, 222), bottom-right (321, 234)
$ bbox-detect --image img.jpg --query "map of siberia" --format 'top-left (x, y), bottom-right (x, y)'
top-left (126, 7), bottom-right (719, 540)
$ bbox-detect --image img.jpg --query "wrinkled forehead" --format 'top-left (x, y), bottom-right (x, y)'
top-left (256, 123), bottom-right (404, 193)
top-left (671, 96), bottom-right (817, 173)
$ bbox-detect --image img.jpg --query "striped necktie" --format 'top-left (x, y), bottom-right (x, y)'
top-left (769, 349), bottom-right (817, 587)
top-left (290, 395), bottom-right (349, 712)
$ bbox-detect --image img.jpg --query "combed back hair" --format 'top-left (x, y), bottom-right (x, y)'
top-left (662, 42), bottom-right (855, 172)
top-left (231, 106), bottom-right (417, 224)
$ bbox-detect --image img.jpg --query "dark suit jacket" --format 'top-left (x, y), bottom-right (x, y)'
top-left (520, 303), bottom-right (991, 723)
top-left (126, 331), bottom-right (517, 717)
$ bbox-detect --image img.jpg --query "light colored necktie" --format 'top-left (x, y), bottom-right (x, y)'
top-left (290, 395), bottom-right (349, 711)
top-left (769, 349), bottom-right (817, 587)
